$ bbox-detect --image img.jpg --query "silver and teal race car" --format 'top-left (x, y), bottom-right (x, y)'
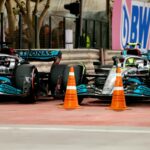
top-left (49, 43), bottom-right (150, 104)
top-left (0, 42), bottom-right (62, 103)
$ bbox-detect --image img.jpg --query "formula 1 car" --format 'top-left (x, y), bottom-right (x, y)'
top-left (0, 42), bottom-right (62, 103)
top-left (49, 43), bottom-right (150, 104)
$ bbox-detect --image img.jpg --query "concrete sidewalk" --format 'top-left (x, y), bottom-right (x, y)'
top-left (0, 97), bottom-right (150, 127)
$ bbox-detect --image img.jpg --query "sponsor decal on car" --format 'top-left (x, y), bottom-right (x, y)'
top-left (17, 50), bottom-right (60, 60)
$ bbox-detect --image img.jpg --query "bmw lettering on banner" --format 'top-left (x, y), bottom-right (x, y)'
top-left (112, 0), bottom-right (150, 52)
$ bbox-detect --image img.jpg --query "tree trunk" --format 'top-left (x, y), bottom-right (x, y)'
top-left (36, 0), bottom-right (51, 48)
top-left (0, 0), bottom-right (6, 12)
top-left (5, 0), bottom-right (51, 49)
top-left (5, 0), bottom-right (17, 47)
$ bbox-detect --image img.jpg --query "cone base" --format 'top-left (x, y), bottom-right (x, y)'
top-left (58, 104), bottom-right (80, 110)
top-left (63, 93), bottom-right (79, 109)
top-left (64, 106), bottom-right (80, 110)
top-left (109, 106), bottom-right (127, 111)
top-left (64, 102), bottom-right (79, 110)
top-left (110, 91), bottom-right (127, 111)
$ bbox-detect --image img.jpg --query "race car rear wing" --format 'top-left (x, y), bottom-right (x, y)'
top-left (16, 49), bottom-right (62, 63)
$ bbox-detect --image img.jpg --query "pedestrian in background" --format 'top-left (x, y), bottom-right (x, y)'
top-left (81, 29), bottom-right (91, 48)
top-left (40, 24), bottom-right (50, 48)
top-left (52, 21), bottom-right (64, 48)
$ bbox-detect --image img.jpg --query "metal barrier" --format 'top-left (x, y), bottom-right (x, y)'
top-left (16, 48), bottom-right (101, 74)
top-left (15, 48), bottom-right (122, 73)
top-left (0, 12), bottom-right (109, 50)
top-left (101, 48), bottom-right (121, 65)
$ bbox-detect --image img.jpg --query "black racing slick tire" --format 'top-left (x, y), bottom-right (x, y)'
top-left (49, 64), bottom-right (85, 104)
top-left (62, 65), bottom-right (85, 89)
top-left (49, 64), bottom-right (67, 97)
top-left (15, 64), bottom-right (39, 103)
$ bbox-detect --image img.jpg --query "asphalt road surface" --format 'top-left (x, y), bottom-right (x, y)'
top-left (0, 125), bottom-right (150, 150)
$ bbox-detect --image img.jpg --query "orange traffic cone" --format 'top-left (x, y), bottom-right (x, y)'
top-left (63, 66), bottom-right (79, 109)
top-left (110, 64), bottom-right (127, 111)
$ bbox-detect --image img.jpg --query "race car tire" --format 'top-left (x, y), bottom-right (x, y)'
top-left (49, 64), bottom-right (85, 104)
top-left (62, 65), bottom-right (85, 89)
top-left (49, 64), bottom-right (67, 97)
top-left (15, 64), bottom-right (39, 103)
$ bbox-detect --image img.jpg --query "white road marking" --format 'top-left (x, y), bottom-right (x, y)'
top-left (0, 126), bottom-right (150, 134)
